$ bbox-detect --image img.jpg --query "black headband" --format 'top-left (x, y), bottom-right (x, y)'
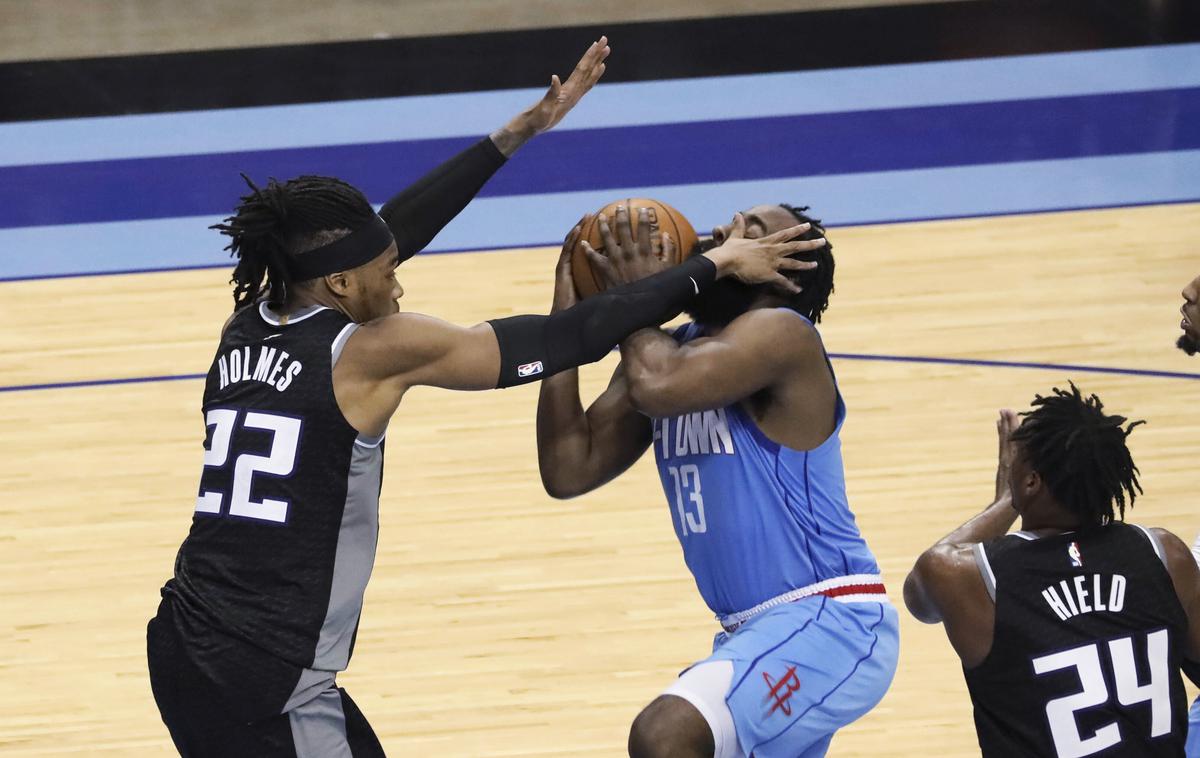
top-left (288, 214), bottom-right (395, 281)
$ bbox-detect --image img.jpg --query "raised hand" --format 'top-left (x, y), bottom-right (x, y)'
top-left (524, 36), bottom-right (610, 135)
top-left (995, 408), bottom-right (1021, 502)
top-left (491, 37), bottom-right (610, 156)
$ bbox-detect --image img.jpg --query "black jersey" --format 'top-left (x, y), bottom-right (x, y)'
top-left (160, 302), bottom-right (381, 717)
top-left (965, 523), bottom-right (1189, 758)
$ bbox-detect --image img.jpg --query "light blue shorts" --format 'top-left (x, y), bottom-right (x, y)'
top-left (1186, 695), bottom-right (1200, 757)
top-left (703, 596), bottom-right (899, 758)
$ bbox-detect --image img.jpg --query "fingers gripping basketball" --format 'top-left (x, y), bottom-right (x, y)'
top-left (570, 198), bottom-right (699, 298)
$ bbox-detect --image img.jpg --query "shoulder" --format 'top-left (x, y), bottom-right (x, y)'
top-left (724, 308), bottom-right (821, 353)
top-left (906, 541), bottom-right (990, 624)
top-left (911, 541), bottom-right (990, 608)
top-left (1147, 526), bottom-right (1197, 572)
top-left (221, 301), bottom-right (258, 337)
top-left (917, 542), bottom-right (982, 580)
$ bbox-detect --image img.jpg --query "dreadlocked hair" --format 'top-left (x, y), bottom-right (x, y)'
top-left (212, 174), bottom-right (377, 309)
top-left (1010, 382), bottom-right (1145, 526)
top-left (779, 204), bottom-right (835, 323)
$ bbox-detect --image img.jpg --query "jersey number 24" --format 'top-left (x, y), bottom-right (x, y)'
top-left (1033, 628), bottom-right (1172, 758)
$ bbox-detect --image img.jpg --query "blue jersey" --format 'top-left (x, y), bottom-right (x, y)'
top-left (651, 316), bottom-right (880, 616)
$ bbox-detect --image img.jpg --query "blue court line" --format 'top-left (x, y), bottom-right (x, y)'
top-left (4, 354), bottom-right (1198, 395)
top-left (825, 354), bottom-right (1200, 381)
top-left (0, 373), bottom-right (206, 393)
top-left (4, 44), bottom-right (1196, 167)
top-left (4, 87), bottom-right (1197, 229)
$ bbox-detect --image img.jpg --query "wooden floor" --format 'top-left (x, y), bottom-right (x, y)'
top-left (2, 202), bottom-right (1198, 756)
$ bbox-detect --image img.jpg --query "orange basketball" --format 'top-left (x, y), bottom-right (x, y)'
top-left (570, 198), bottom-right (700, 298)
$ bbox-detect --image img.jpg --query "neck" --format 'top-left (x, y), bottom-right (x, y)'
top-left (279, 286), bottom-right (356, 322)
top-left (1019, 505), bottom-right (1087, 535)
top-left (698, 294), bottom-right (793, 335)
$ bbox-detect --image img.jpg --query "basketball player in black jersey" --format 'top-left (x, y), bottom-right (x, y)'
top-left (904, 384), bottom-right (1200, 757)
top-left (145, 37), bottom-right (827, 757)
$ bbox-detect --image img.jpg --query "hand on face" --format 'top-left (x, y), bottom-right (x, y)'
top-left (704, 213), bottom-right (824, 292)
top-left (581, 205), bottom-right (677, 289)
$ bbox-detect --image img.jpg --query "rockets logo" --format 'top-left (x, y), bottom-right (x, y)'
top-left (762, 666), bottom-right (802, 717)
top-left (1068, 541), bottom-right (1083, 568)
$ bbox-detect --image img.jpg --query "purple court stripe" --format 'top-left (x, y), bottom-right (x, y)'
top-left (0, 373), bottom-right (205, 393)
top-left (3, 354), bottom-right (1198, 395)
top-left (826, 353), bottom-right (1200, 380)
top-left (2, 196), bottom-right (1197, 285)
top-left (3, 87), bottom-right (1198, 229)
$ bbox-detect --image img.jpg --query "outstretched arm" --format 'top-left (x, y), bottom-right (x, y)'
top-left (379, 37), bottom-right (610, 258)
top-left (536, 235), bottom-right (651, 499)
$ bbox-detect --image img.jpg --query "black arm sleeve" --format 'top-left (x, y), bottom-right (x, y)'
top-left (488, 255), bottom-right (718, 388)
top-left (378, 137), bottom-right (507, 261)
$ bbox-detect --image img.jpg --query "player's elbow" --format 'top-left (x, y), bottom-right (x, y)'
top-left (538, 456), bottom-right (594, 500)
top-left (540, 469), bottom-right (584, 500)
top-left (625, 372), bottom-right (676, 418)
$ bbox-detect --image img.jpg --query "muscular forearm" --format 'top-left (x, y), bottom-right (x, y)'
top-left (936, 494), bottom-right (1019, 547)
top-left (536, 371), bottom-right (592, 496)
top-left (378, 137), bottom-right (506, 259)
top-left (489, 256), bottom-right (716, 388)
top-left (489, 119), bottom-right (537, 158)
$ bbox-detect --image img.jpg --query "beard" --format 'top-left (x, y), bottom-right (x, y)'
top-left (1177, 333), bottom-right (1199, 356)
top-left (683, 239), bottom-right (760, 328)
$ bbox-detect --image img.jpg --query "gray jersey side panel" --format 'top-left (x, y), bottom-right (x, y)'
top-left (288, 687), bottom-right (352, 758)
top-left (311, 441), bottom-right (382, 670)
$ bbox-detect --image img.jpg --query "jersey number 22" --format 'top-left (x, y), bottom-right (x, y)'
top-left (194, 408), bottom-right (302, 524)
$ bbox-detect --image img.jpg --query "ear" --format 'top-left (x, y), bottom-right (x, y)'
top-left (1024, 469), bottom-right (1043, 498)
top-left (324, 271), bottom-right (352, 297)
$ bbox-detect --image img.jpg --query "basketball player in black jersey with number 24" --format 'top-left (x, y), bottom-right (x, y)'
top-left (905, 385), bottom-right (1200, 757)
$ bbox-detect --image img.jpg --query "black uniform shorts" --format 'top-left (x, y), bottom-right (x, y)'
top-left (147, 599), bottom-right (385, 757)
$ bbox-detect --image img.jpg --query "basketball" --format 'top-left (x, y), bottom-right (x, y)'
top-left (570, 198), bottom-right (700, 298)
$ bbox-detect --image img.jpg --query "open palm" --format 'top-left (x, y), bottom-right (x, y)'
top-left (524, 36), bottom-right (610, 134)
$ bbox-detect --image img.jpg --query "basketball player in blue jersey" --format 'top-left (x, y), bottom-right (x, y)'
top-left (537, 205), bottom-right (898, 758)
top-left (905, 386), bottom-right (1200, 756)
top-left (147, 37), bottom-right (829, 756)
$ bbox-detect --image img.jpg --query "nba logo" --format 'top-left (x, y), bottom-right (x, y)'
top-left (1068, 541), bottom-right (1083, 568)
top-left (517, 361), bottom-right (544, 378)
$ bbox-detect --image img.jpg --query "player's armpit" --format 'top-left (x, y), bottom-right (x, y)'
top-left (621, 309), bottom-right (816, 418)
top-left (348, 312), bottom-right (502, 391)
